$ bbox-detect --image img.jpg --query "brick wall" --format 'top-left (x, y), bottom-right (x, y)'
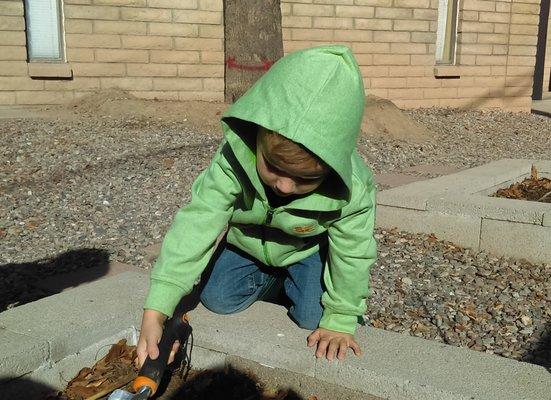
top-left (0, 0), bottom-right (544, 110)
top-left (280, 0), bottom-right (542, 111)
top-left (0, 0), bottom-right (224, 105)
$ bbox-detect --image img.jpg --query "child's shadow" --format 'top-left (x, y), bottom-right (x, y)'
top-left (163, 366), bottom-right (303, 400)
top-left (0, 248), bottom-right (111, 312)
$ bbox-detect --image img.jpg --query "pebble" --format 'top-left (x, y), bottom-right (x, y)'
top-left (0, 109), bottom-right (550, 369)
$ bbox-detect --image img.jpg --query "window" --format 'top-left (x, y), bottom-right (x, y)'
top-left (24, 0), bottom-right (65, 61)
top-left (435, 0), bottom-right (460, 64)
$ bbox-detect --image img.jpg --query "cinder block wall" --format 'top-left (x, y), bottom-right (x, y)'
top-left (0, 0), bottom-right (543, 110)
top-left (0, 0), bottom-right (224, 105)
top-left (280, 0), bottom-right (541, 111)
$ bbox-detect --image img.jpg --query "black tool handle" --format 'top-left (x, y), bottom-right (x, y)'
top-left (134, 312), bottom-right (192, 395)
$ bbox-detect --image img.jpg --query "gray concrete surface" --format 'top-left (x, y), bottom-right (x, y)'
top-left (532, 98), bottom-right (551, 117)
top-left (426, 195), bottom-right (549, 225)
top-left (1, 271), bottom-right (549, 400)
top-left (374, 173), bottom-right (426, 189)
top-left (376, 205), bottom-right (481, 249)
top-left (0, 272), bottom-right (147, 364)
top-left (480, 219), bottom-right (551, 262)
top-left (227, 356), bottom-right (383, 400)
top-left (544, 211), bottom-right (551, 227)
top-left (376, 159), bottom-right (551, 263)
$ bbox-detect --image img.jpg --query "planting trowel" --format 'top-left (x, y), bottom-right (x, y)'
top-left (108, 312), bottom-right (192, 400)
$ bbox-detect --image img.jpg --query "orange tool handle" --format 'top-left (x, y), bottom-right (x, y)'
top-left (133, 313), bottom-right (192, 396)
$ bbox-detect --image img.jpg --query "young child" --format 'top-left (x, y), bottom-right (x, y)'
top-left (137, 45), bottom-right (377, 365)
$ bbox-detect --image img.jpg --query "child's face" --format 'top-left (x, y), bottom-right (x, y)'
top-left (256, 134), bottom-right (329, 197)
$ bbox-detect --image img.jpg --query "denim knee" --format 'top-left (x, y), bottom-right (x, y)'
top-left (288, 296), bottom-right (323, 330)
top-left (200, 289), bottom-right (243, 315)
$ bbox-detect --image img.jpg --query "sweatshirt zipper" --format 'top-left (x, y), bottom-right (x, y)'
top-left (262, 205), bottom-right (274, 265)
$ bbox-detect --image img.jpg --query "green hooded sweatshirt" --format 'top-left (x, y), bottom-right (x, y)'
top-left (144, 45), bottom-right (377, 334)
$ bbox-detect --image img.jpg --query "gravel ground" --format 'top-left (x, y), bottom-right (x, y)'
top-left (1, 108), bottom-right (550, 368)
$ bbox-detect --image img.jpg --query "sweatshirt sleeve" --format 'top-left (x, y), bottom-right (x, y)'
top-left (144, 143), bottom-right (241, 317)
top-left (319, 178), bottom-right (377, 334)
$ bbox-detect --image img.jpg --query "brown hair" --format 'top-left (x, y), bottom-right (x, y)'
top-left (257, 126), bottom-right (328, 173)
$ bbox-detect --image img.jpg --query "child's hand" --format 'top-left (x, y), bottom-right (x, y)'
top-left (307, 328), bottom-right (362, 361)
top-left (135, 309), bottom-right (180, 368)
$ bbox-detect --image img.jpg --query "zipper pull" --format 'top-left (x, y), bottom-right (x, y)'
top-left (265, 208), bottom-right (274, 225)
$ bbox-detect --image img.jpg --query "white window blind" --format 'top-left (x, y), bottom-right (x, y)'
top-left (24, 0), bottom-right (64, 61)
top-left (436, 0), bottom-right (460, 64)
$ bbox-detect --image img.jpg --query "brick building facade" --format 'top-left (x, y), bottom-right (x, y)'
top-left (0, 0), bottom-right (549, 111)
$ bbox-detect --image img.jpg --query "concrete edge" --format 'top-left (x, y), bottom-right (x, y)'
top-left (426, 194), bottom-right (549, 225)
top-left (1, 272), bottom-right (549, 400)
top-left (377, 159), bottom-right (549, 205)
top-left (531, 105), bottom-right (551, 118)
top-left (375, 204), bottom-right (482, 249)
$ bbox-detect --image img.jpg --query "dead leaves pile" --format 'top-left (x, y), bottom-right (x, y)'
top-left (58, 339), bottom-right (137, 400)
top-left (492, 165), bottom-right (551, 203)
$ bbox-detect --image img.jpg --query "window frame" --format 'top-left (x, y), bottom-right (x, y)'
top-left (435, 0), bottom-right (460, 65)
top-left (24, 0), bottom-right (67, 63)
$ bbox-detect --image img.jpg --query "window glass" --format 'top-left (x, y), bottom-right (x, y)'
top-left (24, 0), bottom-right (64, 60)
top-left (436, 0), bottom-right (460, 64)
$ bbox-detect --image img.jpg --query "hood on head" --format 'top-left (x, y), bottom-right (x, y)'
top-left (221, 45), bottom-right (365, 196)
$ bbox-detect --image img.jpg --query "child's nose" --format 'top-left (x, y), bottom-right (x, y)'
top-left (276, 177), bottom-right (296, 195)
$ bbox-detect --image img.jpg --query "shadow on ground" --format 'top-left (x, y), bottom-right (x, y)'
top-left (523, 322), bottom-right (551, 372)
top-left (0, 248), bottom-right (110, 312)
top-left (160, 366), bottom-right (303, 400)
top-left (0, 377), bottom-right (61, 400)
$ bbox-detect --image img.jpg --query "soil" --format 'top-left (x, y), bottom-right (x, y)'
top-left (67, 89), bottom-right (228, 135)
top-left (492, 165), bottom-right (551, 203)
top-left (361, 94), bottom-right (433, 142)
top-left (3, 89), bottom-right (435, 143)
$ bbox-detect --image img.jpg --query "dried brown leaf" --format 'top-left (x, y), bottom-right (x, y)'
top-left (85, 378), bottom-right (108, 388)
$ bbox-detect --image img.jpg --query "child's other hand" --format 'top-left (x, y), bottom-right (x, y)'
top-left (307, 328), bottom-right (362, 361)
top-left (135, 309), bottom-right (180, 368)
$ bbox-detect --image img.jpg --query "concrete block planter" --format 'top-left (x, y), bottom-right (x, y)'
top-left (1, 271), bottom-right (549, 400)
top-left (376, 159), bottom-right (551, 263)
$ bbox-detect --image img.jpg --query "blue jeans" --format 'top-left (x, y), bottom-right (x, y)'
top-left (200, 244), bottom-right (324, 330)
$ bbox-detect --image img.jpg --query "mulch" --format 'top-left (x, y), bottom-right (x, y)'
top-left (492, 165), bottom-right (551, 203)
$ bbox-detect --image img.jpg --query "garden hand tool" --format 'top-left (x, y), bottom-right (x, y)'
top-left (108, 312), bottom-right (192, 400)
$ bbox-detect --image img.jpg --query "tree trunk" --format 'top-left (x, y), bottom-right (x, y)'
top-left (224, 0), bottom-right (284, 103)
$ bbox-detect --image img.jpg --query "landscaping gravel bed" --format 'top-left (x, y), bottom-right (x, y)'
top-left (1, 108), bottom-right (550, 369)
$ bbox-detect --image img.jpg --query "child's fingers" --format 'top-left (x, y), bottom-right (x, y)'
top-left (168, 340), bottom-right (180, 365)
top-left (135, 337), bottom-right (147, 368)
top-left (337, 341), bottom-right (349, 361)
top-left (349, 340), bottom-right (362, 356)
top-left (146, 336), bottom-right (160, 360)
top-left (315, 338), bottom-right (329, 358)
top-left (307, 330), bottom-right (320, 347)
top-left (326, 340), bottom-right (340, 361)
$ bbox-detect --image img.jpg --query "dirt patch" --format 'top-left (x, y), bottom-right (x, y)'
top-left (7, 90), bottom-right (433, 143)
top-left (492, 165), bottom-right (551, 203)
top-left (66, 89), bottom-right (229, 134)
top-left (362, 95), bottom-right (434, 142)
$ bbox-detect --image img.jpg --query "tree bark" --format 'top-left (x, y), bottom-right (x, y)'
top-left (224, 0), bottom-right (284, 102)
